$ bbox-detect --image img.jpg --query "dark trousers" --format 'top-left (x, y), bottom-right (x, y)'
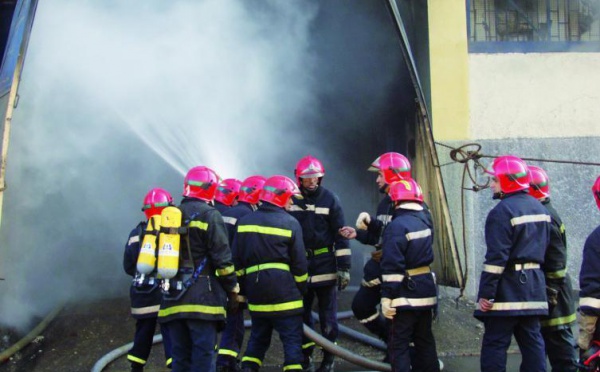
top-left (216, 308), bottom-right (246, 368)
top-left (168, 318), bottom-right (218, 372)
top-left (242, 315), bottom-right (303, 370)
top-left (481, 316), bottom-right (546, 372)
top-left (351, 284), bottom-right (389, 343)
top-left (302, 285), bottom-right (338, 360)
top-left (542, 327), bottom-right (577, 372)
top-left (128, 316), bottom-right (172, 367)
top-left (389, 309), bottom-right (439, 372)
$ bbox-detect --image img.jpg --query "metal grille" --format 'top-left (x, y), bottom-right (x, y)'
top-left (469, 0), bottom-right (600, 42)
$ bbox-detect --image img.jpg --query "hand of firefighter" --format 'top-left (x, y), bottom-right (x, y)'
top-left (227, 283), bottom-right (240, 314)
top-left (577, 311), bottom-right (598, 350)
top-left (355, 212), bottom-right (371, 230)
top-left (478, 298), bottom-right (494, 312)
top-left (381, 298), bottom-right (396, 319)
top-left (371, 250), bottom-right (383, 263)
top-left (337, 270), bottom-right (350, 291)
top-left (339, 226), bottom-right (357, 239)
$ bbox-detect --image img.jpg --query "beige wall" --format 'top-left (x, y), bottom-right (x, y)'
top-left (428, 0), bottom-right (470, 141)
top-left (469, 53), bottom-right (600, 140)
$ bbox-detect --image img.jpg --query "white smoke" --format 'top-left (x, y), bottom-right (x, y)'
top-left (0, 0), bottom-right (411, 332)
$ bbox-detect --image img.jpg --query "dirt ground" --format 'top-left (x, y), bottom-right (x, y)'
top-left (0, 289), bottom-right (504, 372)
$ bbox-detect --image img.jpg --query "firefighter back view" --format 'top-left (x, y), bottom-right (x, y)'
top-left (123, 188), bottom-right (174, 371)
top-left (528, 165), bottom-right (577, 372)
top-left (216, 175), bottom-right (267, 372)
top-left (233, 175), bottom-right (308, 372)
top-left (380, 178), bottom-right (440, 372)
top-left (577, 175), bottom-right (600, 370)
top-left (157, 166), bottom-right (239, 372)
top-left (288, 155), bottom-right (350, 372)
top-left (474, 155), bottom-right (551, 372)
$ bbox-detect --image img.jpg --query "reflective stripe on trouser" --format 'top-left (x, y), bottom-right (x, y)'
top-left (216, 308), bottom-right (246, 367)
top-left (302, 285), bottom-right (338, 356)
top-left (481, 316), bottom-right (546, 372)
top-left (168, 318), bottom-right (217, 372)
top-left (542, 326), bottom-right (577, 372)
top-left (351, 284), bottom-right (389, 343)
top-left (389, 310), bottom-right (439, 372)
top-left (242, 314), bottom-right (303, 370)
top-left (128, 316), bottom-right (172, 366)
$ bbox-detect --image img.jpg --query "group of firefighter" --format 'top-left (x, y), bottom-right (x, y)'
top-left (122, 151), bottom-right (600, 372)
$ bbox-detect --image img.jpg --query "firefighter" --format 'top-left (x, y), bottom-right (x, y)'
top-left (123, 188), bottom-right (174, 371)
top-left (288, 155), bottom-right (350, 372)
top-left (215, 178), bottom-right (242, 214)
top-left (380, 179), bottom-right (439, 372)
top-left (577, 176), bottom-right (600, 359)
top-left (157, 166), bottom-right (239, 372)
top-left (474, 155), bottom-right (551, 372)
top-left (233, 175), bottom-right (308, 372)
top-left (528, 165), bottom-right (577, 372)
top-left (216, 175), bottom-right (267, 372)
top-left (339, 152), bottom-right (412, 351)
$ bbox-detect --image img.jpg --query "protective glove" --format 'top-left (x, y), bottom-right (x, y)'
top-left (227, 283), bottom-right (240, 314)
top-left (546, 285), bottom-right (559, 307)
top-left (578, 312), bottom-right (598, 350)
top-left (381, 298), bottom-right (396, 319)
top-left (355, 212), bottom-right (371, 230)
top-left (337, 270), bottom-right (350, 291)
top-left (371, 250), bottom-right (383, 263)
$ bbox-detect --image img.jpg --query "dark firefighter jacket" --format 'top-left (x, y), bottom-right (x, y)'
top-left (232, 202), bottom-right (308, 318)
top-left (123, 221), bottom-right (162, 319)
top-left (579, 224), bottom-right (600, 316)
top-left (474, 192), bottom-right (551, 319)
top-left (221, 201), bottom-right (255, 301)
top-left (355, 194), bottom-right (393, 248)
top-left (540, 199), bottom-right (576, 330)
top-left (158, 197), bottom-right (237, 325)
top-left (381, 204), bottom-right (437, 310)
top-left (288, 185), bottom-right (350, 287)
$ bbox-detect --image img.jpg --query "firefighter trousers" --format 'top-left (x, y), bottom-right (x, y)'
top-left (168, 318), bottom-right (218, 372)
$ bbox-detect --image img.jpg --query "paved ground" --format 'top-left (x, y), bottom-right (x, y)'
top-left (0, 290), bottom-right (539, 372)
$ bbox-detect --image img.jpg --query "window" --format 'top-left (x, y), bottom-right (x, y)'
top-left (468, 0), bottom-right (600, 52)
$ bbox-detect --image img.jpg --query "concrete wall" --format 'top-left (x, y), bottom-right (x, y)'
top-left (438, 52), bottom-right (600, 298)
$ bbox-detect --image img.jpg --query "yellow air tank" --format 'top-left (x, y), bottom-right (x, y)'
top-left (157, 206), bottom-right (182, 280)
top-left (136, 215), bottom-right (161, 275)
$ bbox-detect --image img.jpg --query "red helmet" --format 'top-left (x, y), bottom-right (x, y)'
top-left (142, 188), bottom-right (173, 219)
top-left (260, 175), bottom-right (301, 208)
top-left (389, 179), bottom-right (424, 203)
top-left (593, 175), bottom-right (600, 211)
top-left (294, 155), bottom-right (325, 186)
top-left (183, 166), bottom-right (220, 202)
top-left (528, 165), bottom-right (550, 200)
top-left (238, 175), bottom-right (266, 204)
top-left (372, 152), bottom-right (411, 184)
top-left (215, 178), bottom-right (242, 206)
top-left (488, 155), bottom-right (531, 194)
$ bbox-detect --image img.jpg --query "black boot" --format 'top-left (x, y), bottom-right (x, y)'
top-left (302, 355), bottom-right (315, 372)
top-left (130, 361), bottom-right (144, 372)
top-left (315, 353), bottom-right (335, 372)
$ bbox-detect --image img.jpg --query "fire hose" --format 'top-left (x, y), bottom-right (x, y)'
top-left (91, 310), bottom-right (392, 372)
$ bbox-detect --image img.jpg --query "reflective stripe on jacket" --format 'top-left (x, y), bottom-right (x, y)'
top-left (381, 205), bottom-right (437, 311)
top-left (288, 186), bottom-right (349, 287)
top-left (158, 198), bottom-right (236, 324)
top-left (233, 203), bottom-right (307, 318)
top-left (475, 192), bottom-right (551, 319)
